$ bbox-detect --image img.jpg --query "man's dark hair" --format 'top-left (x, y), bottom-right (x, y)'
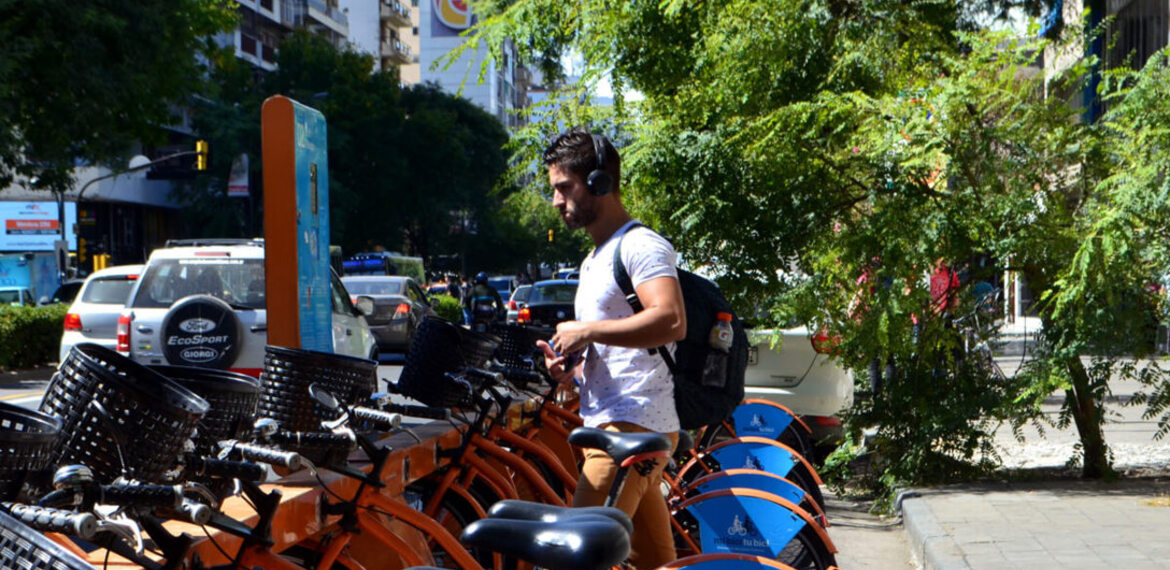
top-left (542, 127), bottom-right (621, 194)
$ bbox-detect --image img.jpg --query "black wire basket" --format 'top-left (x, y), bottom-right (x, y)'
top-left (150, 366), bottom-right (260, 456)
top-left (489, 323), bottom-right (551, 370)
top-left (0, 402), bottom-right (60, 502)
top-left (256, 345), bottom-right (378, 433)
top-left (39, 343), bottom-right (210, 484)
top-left (397, 317), bottom-right (501, 408)
top-left (0, 508), bottom-right (95, 570)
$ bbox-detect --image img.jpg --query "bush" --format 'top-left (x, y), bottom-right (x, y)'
top-left (0, 304), bottom-right (68, 370)
top-left (430, 294), bottom-right (464, 324)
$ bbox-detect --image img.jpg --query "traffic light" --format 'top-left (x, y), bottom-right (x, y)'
top-left (77, 238), bottom-right (87, 263)
top-left (195, 140), bottom-right (209, 171)
top-left (547, 229), bottom-right (554, 243)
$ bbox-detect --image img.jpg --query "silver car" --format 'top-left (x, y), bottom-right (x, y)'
top-left (341, 275), bottom-right (436, 352)
top-left (58, 265), bottom-right (144, 362)
top-left (505, 284), bottom-right (533, 323)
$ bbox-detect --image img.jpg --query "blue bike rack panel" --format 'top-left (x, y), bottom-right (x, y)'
top-left (730, 402), bottom-right (796, 439)
top-left (683, 493), bottom-right (805, 558)
top-left (692, 471), bottom-right (807, 507)
top-left (707, 441), bottom-right (798, 478)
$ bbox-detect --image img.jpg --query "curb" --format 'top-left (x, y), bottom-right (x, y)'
top-left (898, 490), bottom-right (968, 570)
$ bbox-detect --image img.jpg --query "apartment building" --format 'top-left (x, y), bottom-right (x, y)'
top-left (344, 0), bottom-right (534, 129)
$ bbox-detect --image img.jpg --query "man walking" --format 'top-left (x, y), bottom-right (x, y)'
top-left (537, 127), bottom-right (686, 569)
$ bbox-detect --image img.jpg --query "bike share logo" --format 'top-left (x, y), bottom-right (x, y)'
top-left (179, 318), bottom-right (216, 334)
top-left (715, 513), bottom-right (770, 550)
top-left (743, 455), bottom-right (764, 471)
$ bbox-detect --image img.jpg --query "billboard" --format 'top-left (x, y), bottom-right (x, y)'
top-left (0, 201), bottom-right (77, 251)
top-left (432, 0), bottom-right (473, 37)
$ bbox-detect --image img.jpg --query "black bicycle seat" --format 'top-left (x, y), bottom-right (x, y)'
top-left (568, 426), bottom-right (674, 465)
top-left (487, 499), bottom-right (633, 533)
top-left (461, 516), bottom-right (630, 570)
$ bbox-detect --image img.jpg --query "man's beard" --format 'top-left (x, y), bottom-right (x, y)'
top-left (562, 201), bottom-right (597, 230)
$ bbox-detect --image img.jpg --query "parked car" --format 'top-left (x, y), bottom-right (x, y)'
top-left (516, 279), bottom-right (578, 329)
top-left (118, 238), bottom-right (377, 377)
top-left (341, 275), bottom-right (436, 352)
top-left (744, 326), bottom-right (854, 452)
top-left (58, 265), bottom-right (143, 362)
top-left (0, 286), bottom-right (37, 307)
top-left (47, 279), bottom-right (85, 305)
top-left (505, 284), bottom-right (533, 323)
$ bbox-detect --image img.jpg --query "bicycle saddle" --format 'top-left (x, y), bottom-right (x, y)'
top-left (568, 426), bottom-right (673, 465)
top-left (461, 516), bottom-right (631, 570)
top-left (487, 499), bottom-right (633, 533)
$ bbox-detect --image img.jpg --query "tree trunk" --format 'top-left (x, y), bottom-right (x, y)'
top-left (1023, 264), bottom-right (1113, 479)
top-left (1064, 356), bottom-right (1114, 479)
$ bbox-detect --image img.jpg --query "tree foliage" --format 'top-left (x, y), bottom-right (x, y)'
top-left (187, 32), bottom-right (543, 273)
top-left (470, 0), bottom-right (1170, 492)
top-left (0, 0), bottom-right (238, 193)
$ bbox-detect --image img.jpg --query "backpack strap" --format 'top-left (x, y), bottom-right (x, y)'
top-left (612, 224), bottom-right (678, 374)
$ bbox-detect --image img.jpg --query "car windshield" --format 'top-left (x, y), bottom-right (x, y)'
top-left (512, 286), bottom-right (532, 303)
top-left (343, 279), bottom-right (404, 296)
top-left (82, 278), bottom-right (136, 305)
top-left (0, 290), bottom-right (22, 305)
top-left (530, 283), bottom-right (577, 303)
top-left (488, 277), bottom-right (511, 296)
top-left (131, 258), bottom-right (266, 309)
top-left (51, 282), bottom-right (83, 304)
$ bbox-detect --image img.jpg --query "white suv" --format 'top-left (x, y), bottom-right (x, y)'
top-left (117, 238), bottom-right (377, 377)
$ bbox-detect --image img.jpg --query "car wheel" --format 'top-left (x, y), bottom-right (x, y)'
top-left (160, 295), bottom-right (242, 369)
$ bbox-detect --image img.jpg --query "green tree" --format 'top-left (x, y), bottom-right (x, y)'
top-left (0, 0), bottom-right (237, 194)
top-left (469, 0), bottom-right (1170, 490)
top-left (189, 32), bottom-right (536, 273)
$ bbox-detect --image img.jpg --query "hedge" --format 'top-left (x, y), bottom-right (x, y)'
top-left (431, 294), bottom-right (465, 324)
top-left (0, 304), bottom-right (68, 370)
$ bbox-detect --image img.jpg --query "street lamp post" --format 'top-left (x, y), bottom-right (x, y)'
top-left (59, 149), bottom-right (202, 277)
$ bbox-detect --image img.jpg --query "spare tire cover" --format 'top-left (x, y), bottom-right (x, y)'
top-left (161, 295), bottom-right (242, 369)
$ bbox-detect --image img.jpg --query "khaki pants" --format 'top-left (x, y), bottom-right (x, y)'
top-left (572, 422), bottom-right (679, 570)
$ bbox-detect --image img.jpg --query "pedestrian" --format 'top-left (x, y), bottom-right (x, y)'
top-left (536, 127), bottom-right (686, 570)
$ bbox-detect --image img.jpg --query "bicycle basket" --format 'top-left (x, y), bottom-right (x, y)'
top-left (39, 343), bottom-right (210, 484)
top-left (459, 327), bottom-right (501, 369)
top-left (397, 317), bottom-right (477, 407)
top-left (256, 345), bottom-right (378, 433)
top-left (0, 508), bottom-right (95, 570)
top-left (150, 366), bottom-right (260, 456)
top-left (0, 402), bottom-right (60, 502)
top-left (488, 324), bottom-right (551, 370)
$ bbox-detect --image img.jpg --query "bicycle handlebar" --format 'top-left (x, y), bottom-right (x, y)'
top-left (232, 442), bottom-right (305, 471)
top-left (186, 455), bottom-right (267, 483)
top-left (351, 407), bottom-right (403, 431)
top-left (2, 502), bottom-right (99, 539)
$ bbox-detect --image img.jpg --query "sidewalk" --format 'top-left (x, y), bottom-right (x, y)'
top-left (0, 364), bottom-right (56, 385)
top-left (900, 477), bottom-right (1170, 569)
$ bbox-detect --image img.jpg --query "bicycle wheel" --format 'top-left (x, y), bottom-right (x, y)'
top-left (406, 477), bottom-right (506, 570)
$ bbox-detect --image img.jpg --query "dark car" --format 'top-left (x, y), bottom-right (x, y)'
top-left (517, 279), bottom-right (578, 329)
top-left (342, 275), bottom-right (436, 352)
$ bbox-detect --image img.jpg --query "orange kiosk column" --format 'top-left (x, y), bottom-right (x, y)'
top-left (261, 95), bottom-right (333, 352)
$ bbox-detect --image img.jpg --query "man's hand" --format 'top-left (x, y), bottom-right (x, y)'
top-left (551, 320), bottom-right (591, 356)
top-left (536, 339), bottom-right (580, 385)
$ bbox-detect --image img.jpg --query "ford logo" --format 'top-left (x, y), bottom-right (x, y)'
top-left (180, 347), bottom-right (219, 363)
top-left (179, 318), bottom-right (216, 334)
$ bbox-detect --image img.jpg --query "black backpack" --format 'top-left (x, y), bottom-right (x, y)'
top-left (613, 224), bottom-right (747, 429)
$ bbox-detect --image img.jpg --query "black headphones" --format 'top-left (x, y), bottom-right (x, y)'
top-left (586, 134), bottom-right (613, 196)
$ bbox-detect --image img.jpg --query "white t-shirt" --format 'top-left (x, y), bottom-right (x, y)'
top-left (575, 221), bottom-right (680, 433)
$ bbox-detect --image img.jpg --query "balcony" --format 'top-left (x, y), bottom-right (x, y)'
top-left (381, 38), bottom-right (413, 64)
top-left (306, 0), bottom-right (348, 36)
top-left (380, 0), bottom-right (411, 27)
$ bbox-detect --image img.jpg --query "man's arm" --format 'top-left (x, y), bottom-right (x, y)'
top-left (551, 275), bottom-right (686, 355)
